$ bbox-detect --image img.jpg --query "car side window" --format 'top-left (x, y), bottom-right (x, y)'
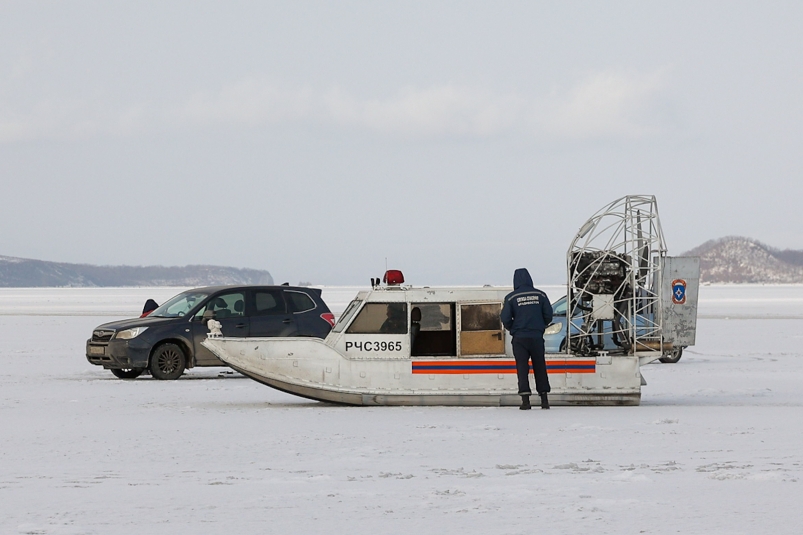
top-left (194, 292), bottom-right (246, 319)
top-left (253, 290), bottom-right (287, 316)
top-left (285, 290), bottom-right (316, 313)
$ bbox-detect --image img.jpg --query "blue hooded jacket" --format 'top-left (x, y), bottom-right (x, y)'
top-left (500, 268), bottom-right (553, 338)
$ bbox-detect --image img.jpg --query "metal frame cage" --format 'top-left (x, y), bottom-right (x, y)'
top-left (566, 195), bottom-right (667, 356)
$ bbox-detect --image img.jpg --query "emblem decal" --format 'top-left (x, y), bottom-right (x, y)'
top-left (672, 279), bottom-right (687, 304)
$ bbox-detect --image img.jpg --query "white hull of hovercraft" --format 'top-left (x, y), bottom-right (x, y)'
top-left (202, 337), bottom-right (642, 406)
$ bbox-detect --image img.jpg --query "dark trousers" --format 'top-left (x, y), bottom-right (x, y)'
top-left (512, 337), bottom-right (550, 395)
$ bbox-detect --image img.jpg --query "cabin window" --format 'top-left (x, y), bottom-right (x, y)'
top-left (346, 303), bottom-right (408, 334)
top-left (460, 303), bottom-right (505, 356)
top-left (411, 303), bottom-right (456, 357)
top-left (461, 303), bottom-right (502, 331)
top-left (332, 299), bottom-right (362, 333)
top-left (346, 303), bottom-right (407, 334)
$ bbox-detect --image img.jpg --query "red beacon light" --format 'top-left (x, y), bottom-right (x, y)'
top-left (383, 270), bottom-right (405, 286)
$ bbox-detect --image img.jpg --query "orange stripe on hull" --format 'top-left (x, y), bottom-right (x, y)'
top-left (411, 359), bottom-right (596, 374)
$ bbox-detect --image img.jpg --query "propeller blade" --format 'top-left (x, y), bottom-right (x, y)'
top-left (636, 211), bottom-right (649, 283)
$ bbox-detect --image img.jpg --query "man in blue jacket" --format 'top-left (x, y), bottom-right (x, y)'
top-left (501, 268), bottom-right (553, 410)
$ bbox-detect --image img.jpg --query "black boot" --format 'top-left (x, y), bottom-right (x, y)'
top-left (540, 393), bottom-right (550, 410)
top-left (519, 395), bottom-right (531, 410)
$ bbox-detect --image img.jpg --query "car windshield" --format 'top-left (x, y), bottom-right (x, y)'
top-left (149, 291), bottom-right (209, 318)
top-left (552, 296), bottom-right (567, 316)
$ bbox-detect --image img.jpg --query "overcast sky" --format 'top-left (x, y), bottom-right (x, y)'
top-left (1, 1), bottom-right (801, 285)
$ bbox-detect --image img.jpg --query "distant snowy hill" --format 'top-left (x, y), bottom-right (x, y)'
top-left (0, 255), bottom-right (273, 287)
top-left (684, 237), bottom-right (803, 283)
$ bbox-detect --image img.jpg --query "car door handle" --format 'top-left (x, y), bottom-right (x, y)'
top-left (235, 323), bottom-right (246, 328)
top-left (282, 319), bottom-right (292, 324)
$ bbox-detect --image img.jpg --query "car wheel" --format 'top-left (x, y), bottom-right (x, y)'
top-left (110, 367), bottom-right (145, 379)
top-left (659, 346), bottom-right (683, 364)
top-left (150, 343), bottom-right (186, 380)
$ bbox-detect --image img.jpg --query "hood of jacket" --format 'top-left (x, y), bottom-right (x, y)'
top-left (513, 268), bottom-right (534, 290)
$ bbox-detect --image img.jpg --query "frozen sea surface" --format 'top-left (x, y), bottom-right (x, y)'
top-left (1, 286), bottom-right (802, 534)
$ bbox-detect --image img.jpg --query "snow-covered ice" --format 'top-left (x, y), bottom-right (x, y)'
top-left (1, 286), bottom-right (802, 534)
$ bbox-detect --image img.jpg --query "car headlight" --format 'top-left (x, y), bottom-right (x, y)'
top-left (544, 322), bottom-right (563, 335)
top-left (116, 327), bottom-right (149, 340)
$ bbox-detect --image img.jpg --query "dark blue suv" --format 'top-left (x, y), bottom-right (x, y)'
top-left (86, 285), bottom-right (334, 380)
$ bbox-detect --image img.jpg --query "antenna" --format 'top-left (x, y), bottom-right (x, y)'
top-left (385, 257), bottom-right (388, 273)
